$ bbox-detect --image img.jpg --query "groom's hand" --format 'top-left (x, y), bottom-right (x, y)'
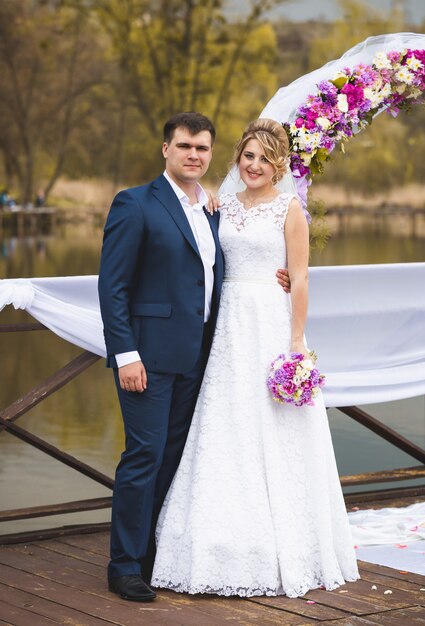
top-left (119, 361), bottom-right (147, 392)
top-left (276, 268), bottom-right (291, 293)
top-left (205, 189), bottom-right (220, 215)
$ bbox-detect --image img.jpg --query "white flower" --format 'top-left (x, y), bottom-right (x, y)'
top-left (363, 87), bottom-right (387, 108)
top-left (333, 70), bottom-right (348, 80)
top-left (299, 151), bottom-right (312, 165)
top-left (296, 130), bottom-right (310, 150)
top-left (316, 116), bottom-right (331, 130)
top-left (395, 83), bottom-right (407, 94)
top-left (337, 93), bottom-right (348, 112)
top-left (373, 52), bottom-right (392, 69)
top-left (290, 123), bottom-right (298, 135)
top-left (301, 369), bottom-right (311, 381)
top-left (395, 67), bottom-right (414, 84)
top-left (293, 375), bottom-right (301, 385)
top-left (311, 132), bottom-right (321, 148)
top-left (363, 87), bottom-right (373, 100)
top-left (406, 56), bottom-right (422, 71)
top-left (381, 83), bottom-right (392, 98)
top-left (363, 87), bottom-right (380, 107)
top-left (373, 76), bottom-right (383, 90)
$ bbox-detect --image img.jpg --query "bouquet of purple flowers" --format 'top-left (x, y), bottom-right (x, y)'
top-left (267, 352), bottom-right (325, 407)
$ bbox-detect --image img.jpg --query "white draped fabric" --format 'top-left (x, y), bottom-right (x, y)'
top-left (1, 267), bottom-right (424, 575)
top-left (1, 262), bottom-right (424, 408)
top-left (349, 502), bottom-right (425, 576)
top-left (0, 275), bottom-right (106, 358)
top-left (307, 262), bottom-right (425, 406)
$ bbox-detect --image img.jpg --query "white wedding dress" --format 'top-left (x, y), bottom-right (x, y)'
top-left (151, 192), bottom-right (360, 597)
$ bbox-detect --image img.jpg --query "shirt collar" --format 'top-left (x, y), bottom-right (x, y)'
top-left (163, 170), bottom-right (208, 208)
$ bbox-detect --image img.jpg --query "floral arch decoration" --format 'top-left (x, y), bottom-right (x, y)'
top-left (285, 47), bottom-right (425, 210)
top-left (253, 34), bottom-right (425, 215)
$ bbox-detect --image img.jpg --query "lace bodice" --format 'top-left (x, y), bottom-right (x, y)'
top-left (218, 192), bottom-right (295, 280)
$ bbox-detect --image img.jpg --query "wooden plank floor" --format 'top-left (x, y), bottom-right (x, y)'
top-left (0, 530), bottom-right (424, 625)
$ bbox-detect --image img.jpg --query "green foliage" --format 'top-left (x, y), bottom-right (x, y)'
top-left (307, 196), bottom-right (331, 250)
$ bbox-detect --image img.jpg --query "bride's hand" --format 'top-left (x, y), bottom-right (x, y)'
top-left (205, 190), bottom-right (220, 215)
top-left (290, 341), bottom-right (310, 360)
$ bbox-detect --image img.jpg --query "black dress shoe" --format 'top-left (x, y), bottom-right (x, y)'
top-left (108, 575), bottom-right (156, 601)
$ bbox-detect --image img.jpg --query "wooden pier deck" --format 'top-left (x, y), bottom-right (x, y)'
top-left (1, 529), bottom-right (424, 625)
top-left (2, 326), bottom-right (425, 625)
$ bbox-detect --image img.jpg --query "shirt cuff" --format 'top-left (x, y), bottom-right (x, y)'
top-left (115, 351), bottom-right (141, 368)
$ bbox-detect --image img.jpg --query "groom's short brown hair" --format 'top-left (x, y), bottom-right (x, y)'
top-left (163, 112), bottom-right (216, 145)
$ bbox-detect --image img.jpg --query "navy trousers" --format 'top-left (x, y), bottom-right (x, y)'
top-left (108, 323), bottom-right (212, 580)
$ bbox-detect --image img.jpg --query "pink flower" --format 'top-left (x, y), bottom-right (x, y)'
top-left (341, 83), bottom-right (364, 109)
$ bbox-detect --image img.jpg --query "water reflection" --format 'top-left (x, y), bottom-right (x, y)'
top-left (0, 223), bottom-right (103, 278)
top-left (311, 230), bottom-right (425, 266)
top-left (0, 219), bottom-right (424, 533)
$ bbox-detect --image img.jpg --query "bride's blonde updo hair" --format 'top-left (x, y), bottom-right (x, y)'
top-left (233, 118), bottom-right (290, 185)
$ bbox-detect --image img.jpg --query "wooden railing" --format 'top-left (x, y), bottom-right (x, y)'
top-left (1, 321), bottom-right (424, 545)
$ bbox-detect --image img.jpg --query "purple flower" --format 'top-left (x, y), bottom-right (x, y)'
top-left (267, 353), bottom-right (325, 407)
top-left (290, 153), bottom-right (310, 178)
top-left (388, 50), bottom-right (403, 64)
top-left (318, 80), bottom-right (338, 104)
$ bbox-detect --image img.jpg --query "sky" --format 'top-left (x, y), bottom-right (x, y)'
top-left (229, 0), bottom-right (425, 23)
top-left (280, 0), bottom-right (425, 23)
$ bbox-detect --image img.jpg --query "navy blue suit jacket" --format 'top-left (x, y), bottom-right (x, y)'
top-left (98, 174), bottom-right (224, 373)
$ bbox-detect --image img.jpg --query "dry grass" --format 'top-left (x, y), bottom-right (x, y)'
top-left (49, 177), bottom-right (425, 214)
top-left (50, 178), bottom-right (119, 213)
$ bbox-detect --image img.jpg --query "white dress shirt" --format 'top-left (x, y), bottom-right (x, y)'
top-left (115, 171), bottom-right (216, 368)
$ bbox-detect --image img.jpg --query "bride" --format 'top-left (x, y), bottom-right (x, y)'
top-left (151, 118), bottom-right (360, 597)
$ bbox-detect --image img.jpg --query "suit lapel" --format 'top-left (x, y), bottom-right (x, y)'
top-left (152, 175), bottom-right (200, 257)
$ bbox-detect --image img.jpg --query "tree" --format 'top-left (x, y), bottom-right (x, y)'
top-left (307, 0), bottom-right (408, 70)
top-left (0, 0), bottom-right (105, 204)
top-left (95, 0), bottom-right (287, 180)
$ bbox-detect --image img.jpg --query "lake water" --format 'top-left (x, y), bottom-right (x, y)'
top-left (1, 218), bottom-right (424, 535)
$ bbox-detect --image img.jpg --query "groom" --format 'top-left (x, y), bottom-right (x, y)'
top-left (99, 112), bottom-right (223, 601)
top-left (99, 111), bottom-right (290, 602)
